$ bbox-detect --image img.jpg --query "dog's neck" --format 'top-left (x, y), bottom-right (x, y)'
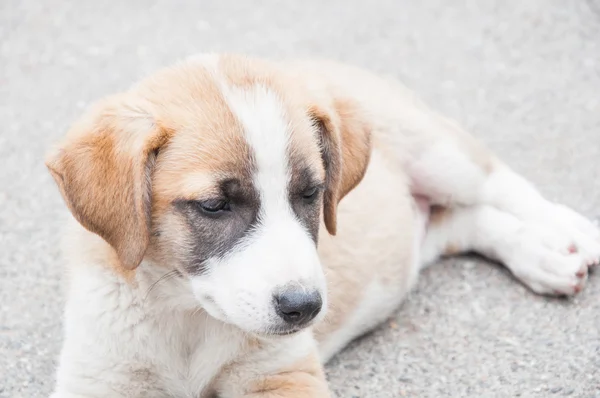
top-left (62, 220), bottom-right (259, 393)
top-left (64, 218), bottom-right (218, 325)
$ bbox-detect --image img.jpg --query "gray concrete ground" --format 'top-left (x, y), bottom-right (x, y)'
top-left (1, 1), bottom-right (600, 397)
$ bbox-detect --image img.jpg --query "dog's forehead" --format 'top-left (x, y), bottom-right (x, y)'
top-left (217, 54), bottom-right (324, 178)
top-left (151, 56), bottom-right (324, 203)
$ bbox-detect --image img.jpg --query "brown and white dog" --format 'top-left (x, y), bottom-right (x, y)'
top-left (46, 54), bottom-right (600, 397)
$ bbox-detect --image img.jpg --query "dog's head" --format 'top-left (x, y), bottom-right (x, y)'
top-left (46, 55), bottom-right (371, 336)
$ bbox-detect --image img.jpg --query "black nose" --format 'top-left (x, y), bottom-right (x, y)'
top-left (274, 287), bottom-right (322, 326)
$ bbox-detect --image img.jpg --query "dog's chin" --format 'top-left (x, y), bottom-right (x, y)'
top-left (268, 328), bottom-right (303, 337)
top-left (242, 311), bottom-right (326, 338)
top-left (254, 322), bottom-right (314, 339)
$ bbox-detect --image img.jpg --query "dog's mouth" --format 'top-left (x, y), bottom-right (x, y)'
top-left (262, 322), bottom-right (315, 337)
top-left (271, 328), bottom-right (302, 336)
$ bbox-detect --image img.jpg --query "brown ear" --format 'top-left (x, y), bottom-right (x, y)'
top-left (46, 93), bottom-right (170, 270)
top-left (311, 98), bottom-right (371, 235)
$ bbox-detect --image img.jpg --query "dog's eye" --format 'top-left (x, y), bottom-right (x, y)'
top-left (197, 199), bottom-right (231, 214)
top-left (301, 187), bottom-right (320, 202)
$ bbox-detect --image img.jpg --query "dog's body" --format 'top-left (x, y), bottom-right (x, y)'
top-left (47, 55), bottom-right (600, 397)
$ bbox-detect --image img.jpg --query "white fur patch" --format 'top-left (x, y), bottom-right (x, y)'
top-left (189, 82), bottom-right (327, 334)
top-left (409, 142), bottom-right (487, 206)
top-left (221, 83), bottom-right (292, 215)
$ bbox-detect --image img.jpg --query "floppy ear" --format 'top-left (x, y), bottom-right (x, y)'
top-left (310, 98), bottom-right (371, 235)
top-left (46, 93), bottom-right (170, 270)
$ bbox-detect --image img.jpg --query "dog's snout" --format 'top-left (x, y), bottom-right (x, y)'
top-left (274, 287), bottom-right (322, 326)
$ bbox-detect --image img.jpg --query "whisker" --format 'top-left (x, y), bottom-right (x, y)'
top-left (143, 270), bottom-right (181, 302)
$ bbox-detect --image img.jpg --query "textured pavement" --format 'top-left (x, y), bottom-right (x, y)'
top-left (2, 1), bottom-right (600, 397)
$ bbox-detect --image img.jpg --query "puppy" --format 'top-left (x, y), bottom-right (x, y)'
top-left (46, 54), bottom-right (600, 397)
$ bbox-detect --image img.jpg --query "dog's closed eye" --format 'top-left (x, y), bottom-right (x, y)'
top-left (300, 186), bottom-right (323, 203)
top-left (195, 199), bottom-right (232, 214)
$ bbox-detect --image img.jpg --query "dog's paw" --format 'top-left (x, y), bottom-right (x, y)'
top-left (504, 215), bottom-right (598, 296)
top-left (549, 203), bottom-right (600, 265)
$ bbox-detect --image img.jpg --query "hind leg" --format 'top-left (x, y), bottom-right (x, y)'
top-left (401, 107), bottom-right (600, 275)
top-left (421, 204), bottom-right (594, 295)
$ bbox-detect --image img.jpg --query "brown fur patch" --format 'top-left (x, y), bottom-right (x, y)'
top-left (218, 54), bottom-right (277, 89)
top-left (46, 94), bottom-right (172, 270)
top-left (136, 63), bottom-right (258, 272)
top-left (47, 61), bottom-right (253, 273)
top-left (247, 353), bottom-right (329, 397)
top-left (309, 98), bottom-right (372, 235)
